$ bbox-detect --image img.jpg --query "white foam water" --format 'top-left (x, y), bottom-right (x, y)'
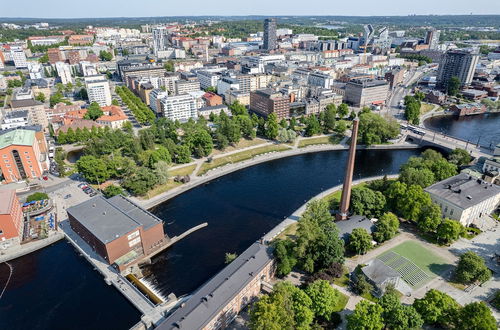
top-left (139, 277), bottom-right (168, 302)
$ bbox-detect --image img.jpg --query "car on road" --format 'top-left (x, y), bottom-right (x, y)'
top-left (77, 183), bottom-right (87, 188)
top-left (64, 194), bottom-right (72, 199)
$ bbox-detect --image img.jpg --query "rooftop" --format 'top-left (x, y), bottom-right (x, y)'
top-left (67, 195), bottom-right (164, 244)
top-left (425, 173), bottom-right (500, 210)
top-left (362, 259), bottom-right (401, 285)
top-left (158, 242), bottom-right (273, 330)
top-left (0, 129), bottom-right (35, 149)
top-left (0, 190), bottom-right (16, 215)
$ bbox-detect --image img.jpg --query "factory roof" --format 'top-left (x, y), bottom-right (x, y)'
top-left (67, 195), bottom-right (163, 244)
top-left (158, 242), bottom-right (273, 330)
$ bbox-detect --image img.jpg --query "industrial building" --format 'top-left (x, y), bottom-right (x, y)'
top-left (67, 195), bottom-right (168, 271)
top-left (158, 242), bottom-right (274, 330)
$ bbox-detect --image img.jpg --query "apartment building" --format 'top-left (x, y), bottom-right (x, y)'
top-left (250, 89), bottom-right (290, 119)
top-left (55, 61), bottom-right (73, 85)
top-left (160, 94), bottom-right (198, 121)
top-left (437, 50), bottom-right (479, 89)
top-left (85, 75), bottom-right (112, 106)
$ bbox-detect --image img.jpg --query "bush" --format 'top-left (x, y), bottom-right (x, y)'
top-left (26, 192), bottom-right (49, 202)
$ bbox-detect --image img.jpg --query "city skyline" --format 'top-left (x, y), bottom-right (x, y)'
top-left (1, 0), bottom-right (500, 18)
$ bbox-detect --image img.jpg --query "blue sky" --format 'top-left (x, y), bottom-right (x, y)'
top-left (2, 0), bottom-right (500, 18)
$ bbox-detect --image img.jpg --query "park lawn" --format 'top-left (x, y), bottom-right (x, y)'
top-left (210, 138), bottom-right (268, 156)
top-left (298, 135), bottom-right (343, 148)
top-left (420, 102), bottom-right (435, 115)
top-left (382, 241), bottom-right (449, 277)
top-left (143, 181), bottom-right (182, 199)
top-left (274, 222), bottom-right (299, 241)
top-left (333, 291), bottom-right (349, 312)
top-left (197, 144), bottom-right (291, 176)
top-left (169, 164), bottom-right (197, 177)
top-left (333, 267), bottom-right (350, 287)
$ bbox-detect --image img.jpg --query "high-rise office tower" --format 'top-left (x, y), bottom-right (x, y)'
top-left (437, 50), bottom-right (479, 89)
top-left (425, 29), bottom-right (441, 50)
top-left (152, 27), bottom-right (169, 55)
top-left (263, 18), bottom-right (277, 51)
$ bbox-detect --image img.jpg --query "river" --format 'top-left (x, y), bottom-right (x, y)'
top-left (424, 112), bottom-right (500, 149)
top-left (0, 148), bottom-right (422, 329)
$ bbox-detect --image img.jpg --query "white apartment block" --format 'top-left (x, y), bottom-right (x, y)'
top-left (175, 80), bottom-right (201, 95)
top-left (10, 46), bottom-right (28, 69)
top-left (80, 61), bottom-right (98, 76)
top-left (197, 70), bottom-right (221, 90)
top-left (55, 62), bottom-right (73, 85)
top-left (85, 75), bottom-right (112, 106)
top-left (160, 94), bottom-right (198, 122)
top-left (28, 63), bottom-right (43, 80)
top-left (149, 89), bottom-right (169, 114)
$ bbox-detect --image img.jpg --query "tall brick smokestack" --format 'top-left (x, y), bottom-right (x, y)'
top-left (337, 118), bottom-right (359, 221)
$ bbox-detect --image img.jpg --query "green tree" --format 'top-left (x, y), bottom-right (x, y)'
top-left (273, 239), bottom-right (297, 277)
top-left (26, 192), bottom-right (49, 202)
top-left (103, 185), bottom-right (123, 198)
top-left (373, 212), bottom-right (399, 243)
top-left (398, 184), bottom-right (432, 222)
top-left (249, 294), bottom-right (293, 330)
top-left (323, 105), bottom-right (337, 132)
top-left (437, 219), bottom-right (464, 244)
top-left (187, 129), bottom-right (213, 157)
top-left (455, 251), bottom-right (492, 284)
top-left (417, 202), bottom-right (442, 233)
top-left (112, 99), bottom-right (120, 106)
top-left (35, 92), bottom-right (46, 103)
top-left (458, 302), bottom-right (497, 330)
top-left (358, 112), bottom-right (400, 146)
top-left (404, 95), bottom-right (421, 125)
top-left (274, 282), bottom-right (314, 329)
top-left (350, 186), bottom-right (386, 218)
top-left (99, 50), bottom-right (113, 61)
top-left (174, 145), bottom-right (192, 164)
top-left (304, 115), bottom-right (321, 137)
top-left (38, 54), bottom-right (49, 63)
top-left (76, 155), bottom-right (110, 183)
top-left (154, 160), bottom-right (170, 185)
top-left (379, 285), bottom-right (423, 330)
top-left (122, 167), bottom-right (159, 195)
top-left (399, 167), bottom-right (435, 188)
top-left (335, 120), bottom-right (348, 135)
top-left (348, 228), bottom-right (373, 255)
top-left (163, 60), bottom-right (175, 72)
top-left (224, 252), bottom-right (237, 264)
top-left (347, 300), bottom-right (384, 330)
top-left (448, 148), bottom-right (472, 167)
top-left (265, 113), bottom-right (279, 140)
top-left (84, 102), bottom-right (104, 120)
top-left (305, 279), bottom-right (340, 321)
top-left (447, 76), bottom-right (461, 96)
top-left (338, 103), bottom-right (349, 118)
top-left (413, 289), bottom-right (461, 328)
top-left (276, 128), bottom-right (297, 143)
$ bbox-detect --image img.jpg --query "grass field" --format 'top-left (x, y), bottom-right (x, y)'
top-left (333, 291), bottom-right (349, 312)
top-left (298, 135), bottom-right (343, 148)
top-left (169, 164), bottom-right (197, 177)
top-left (380, 241), bottom-right (450, 278)
top-left (274, 222), bottom-right (298, 241)
top-left (197, 144), bottom-right (291, 176)
top-left (210, 138), bottom-right (268, 156)
top-left (420, 102), bottom-right (435, 115)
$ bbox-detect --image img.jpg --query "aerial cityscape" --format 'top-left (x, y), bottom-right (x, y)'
top-left (0, 2), bottom-right (499, 330)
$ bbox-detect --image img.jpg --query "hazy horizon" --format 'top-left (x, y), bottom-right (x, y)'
top-left (1, 0), bottom-right (500, 19)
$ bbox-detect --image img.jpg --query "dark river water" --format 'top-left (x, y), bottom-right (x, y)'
top-left (424, 112), bottom-right (500, 149)
top-left (0, 145), bottom-right (444, 329)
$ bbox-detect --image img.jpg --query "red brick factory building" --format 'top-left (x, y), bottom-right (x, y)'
top-left (67, 195), bottom-right (168, 271)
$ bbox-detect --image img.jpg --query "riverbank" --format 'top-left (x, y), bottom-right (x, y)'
top-left (135, 143), bottom-right (418, 210)
top-left (262, 174), bottom-right (399, 243)
top-left (0, 232), bottom-right (64, 263)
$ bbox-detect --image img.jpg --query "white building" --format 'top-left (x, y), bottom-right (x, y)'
top-left (80, 61), bottom-right (98, 76)
top-left (152, 27), bottom-right (169, 55)
top-left (85, 75), bottom-right (112, 106)
top-left (28, 63), bottom-right (43, 80)
top-left (175, 79), bottom-right (201, 95)
top-left (10, 46), bottom-right (28, 69)
top-left (308, 72), bottom-right (334, 89)
top-left (160, 94), bottom-right (197, 121)
top-left (149, 89), bottom-right (169, 114)
top-left (196, 70), bottom-right (221, 90)
top-left (0, 110), bottom-right (29, 130)
top-left (217, 76), bottom-right (239, 97)
top-left (425, 173), bottom-right (500, 226)
top-left (55, 62), bottom-right (73, 85)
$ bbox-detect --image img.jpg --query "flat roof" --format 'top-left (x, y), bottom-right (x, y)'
top-left (425, 173), bottom-right (500, 210)
top-left (0, 129), bottom-right (35, 149)
top-left (67, 195), bottom-right (163, 244)
top-left (0, 190), bottom-right (16, 215)
top-left (158, 242), bottom-right (273, 330)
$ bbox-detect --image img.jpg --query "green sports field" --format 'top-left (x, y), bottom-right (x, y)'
top-left (377, 241), bottom-right (451, 288)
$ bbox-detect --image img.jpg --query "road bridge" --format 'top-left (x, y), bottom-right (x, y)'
top-left (404, 126), bottom-right (492, 159)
